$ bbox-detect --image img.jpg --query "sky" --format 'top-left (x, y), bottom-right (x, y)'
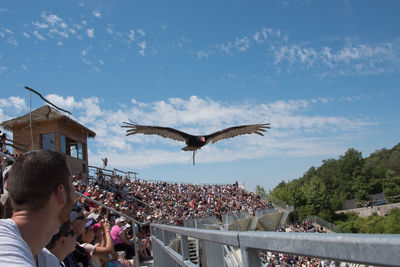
top-left (0, 0), bottom-right (399, 192)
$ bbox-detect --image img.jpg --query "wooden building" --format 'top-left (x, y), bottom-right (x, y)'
top-left (0, 105), bottom-right (96, 174)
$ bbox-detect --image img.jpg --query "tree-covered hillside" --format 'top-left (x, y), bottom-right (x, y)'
top-left (269, 143), bottom-right (400, 222)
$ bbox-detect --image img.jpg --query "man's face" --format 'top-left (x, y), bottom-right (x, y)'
top-left (72, 211), bottom-right (86, 237)
top-left (60, 226), bottom-right (76, 256)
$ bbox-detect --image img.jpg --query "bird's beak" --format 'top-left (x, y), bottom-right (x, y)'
top-left (200, 137), bottom-right (205, 142)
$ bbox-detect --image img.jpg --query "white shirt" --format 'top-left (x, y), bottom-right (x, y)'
top-left (81, 243), bottom-right (101, 267)
top-left (37, 247), bottom-right (59, 267)
top-left (0, 218), bottom-right (36, 266)
top-left (0, 219), bottom-right (59, 267)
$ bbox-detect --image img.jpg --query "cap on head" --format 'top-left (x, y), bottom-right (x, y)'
top-left (70, 204), bottom-right (83, 221)
top-left (115, 217), bottom-right (126, 223)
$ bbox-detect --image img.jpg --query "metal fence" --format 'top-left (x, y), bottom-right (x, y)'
top-left (151, 223), bottom-right (400, 267)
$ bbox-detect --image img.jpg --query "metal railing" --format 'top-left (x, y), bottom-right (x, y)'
top-left (150, 223), bottom-right (400, 267)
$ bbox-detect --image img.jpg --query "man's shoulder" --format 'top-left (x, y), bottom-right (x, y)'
top-left (38, 248), bottom-right (59, 267)
top-left (0, 218), bottom-right (20, 236)
top-left (0, 219), bottom-right (36, 266)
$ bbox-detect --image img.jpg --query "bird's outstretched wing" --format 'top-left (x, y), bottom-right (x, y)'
top-left (122, 120), bottom-right (192, 142)
top-left (205, 123), bottom-right (270, 144)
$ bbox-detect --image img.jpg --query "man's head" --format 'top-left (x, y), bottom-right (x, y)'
top-left (70, 204), bottom-right (86, 237)
top-left (115, 217), bottom-right (126, 227)
top-left (46, 220), bottom-right (76, 261)
top-left (8, 150), bottom-right (74, 221)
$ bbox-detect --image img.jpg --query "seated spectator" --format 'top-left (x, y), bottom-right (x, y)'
top-left (78, 219), bottom-right (114, 267)
top-left (0, 131), bottom-right (6, 153)
top-left (63, 205), bottom-right (91, 267)
top-left (46, 220), bottom-right (76, 264)
top-left (0, 165), bottom-right (11, 204)
top-left (0, 165), bottom-right (12, 219)
top-left (0, 150), bottom-right (74, 266)
top-left (111, 217), bottom-right (135, 260)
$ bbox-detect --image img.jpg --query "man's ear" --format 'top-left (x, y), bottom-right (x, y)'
top-left (55, 184), bottom-right (67, 205)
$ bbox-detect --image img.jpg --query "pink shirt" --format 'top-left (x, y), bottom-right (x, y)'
top-left (110, 225), bottom-right (124, 245)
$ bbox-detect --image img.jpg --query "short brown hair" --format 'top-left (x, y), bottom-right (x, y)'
top-left (8, 150), bottom-right (71, 211)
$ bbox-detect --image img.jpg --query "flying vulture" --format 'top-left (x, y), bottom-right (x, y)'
top-left (122, 120), bottom-right (270, 165)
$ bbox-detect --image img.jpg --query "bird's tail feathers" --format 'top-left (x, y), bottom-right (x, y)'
top-left (182, 146), bottom-right (197, 151)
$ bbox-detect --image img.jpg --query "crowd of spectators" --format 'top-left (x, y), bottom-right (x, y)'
top-left (261, 221), bottom-right (339, 267)
top-left (77, 171), bottom-right (273, 226)
top-left (1, 148), bottom-right (273, 266)
top-left (276, 220), bottom-right (329, 233)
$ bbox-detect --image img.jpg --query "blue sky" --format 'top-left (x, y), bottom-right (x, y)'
top-left (1, 0), bottom-right (399, 192)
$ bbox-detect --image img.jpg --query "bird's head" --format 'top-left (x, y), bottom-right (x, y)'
top-left (199, 136), bottom-right (206, 143)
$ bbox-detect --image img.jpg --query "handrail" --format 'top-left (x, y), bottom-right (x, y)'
top-left (76, 191), bottom-right (143, 226)
top-left (151, 223), bottom-right (400, 267)
top-left (153, 224), bottom-right (239, 247)
top-left (0, 151), bottom-right (15, 162)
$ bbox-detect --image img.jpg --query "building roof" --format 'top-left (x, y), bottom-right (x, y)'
top-left (0, 105), bottom-right (96, 138)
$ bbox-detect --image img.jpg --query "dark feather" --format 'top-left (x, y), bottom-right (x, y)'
top-left (122, 120), bottom-right (192, 143)
top-left (205, 123), bottom-right (270, 144)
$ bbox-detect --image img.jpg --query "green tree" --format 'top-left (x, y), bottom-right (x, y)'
top-left (255, 185), bottom-right (267, 199)
top-left (352, 175), bottom-right (370, 206)
top-left (301, 176), bottom-right (331, 220)
top-left (383, 170), bottom-right (400, 203)
top-left (382, 208), bottom-right (400, 233)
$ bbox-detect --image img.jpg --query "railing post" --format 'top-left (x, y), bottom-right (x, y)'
top-left (240, 247), bottom-right (260, 267)
top-left (180, 235), bottom-right (190, 261)
top-left (161, 228), bottom-right (167, 245)
top-left (203, 240), bottom-right (226, 267)
top-left (132, 222), bottom-right (139, 267)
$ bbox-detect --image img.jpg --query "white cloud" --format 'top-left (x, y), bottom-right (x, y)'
top-left (227, 72), bottom-right (237, 78)
top-left (33, 31), bottom-right (46, 41)
top-left (87, 28), bottom-right (95, 38)
top-left (4, 29), bottom-right (13, 35)
top-left (0, 96), bottom-right (27, 112)
top-left (234, 36), bottom-right (251, 52)
top-left (137, 29), bottom-right (146, 36)
top-left (106, 27), bottom-right (113, 35)
top-left (1, 94), bottom-right (373, 169)
top-left (196, 50), bottom-right (212, 59)
top-left (22, 32), bottom-right (30, 38)
top-left (92, 10), bottom-right (101, 18)
top-left (41, 13), bottom-right (62, 25)
top-left (272, 40), bottom-right (398, 76)
top-left (128, 30), bottom-right (135, 43)
top-left (6, 37), bottom-right (18, 46)
top-left (32, 21), bottom-right (49, 29)
top-left (137, 41), bottom-right (146, 50)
